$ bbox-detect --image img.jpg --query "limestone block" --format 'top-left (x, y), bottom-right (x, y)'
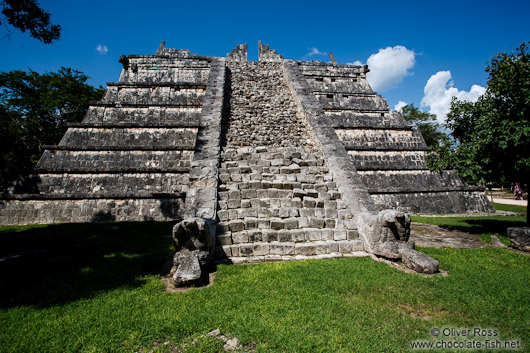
top-left (270, 218), bottom-right (285, 230)
top-left (254, 243), bottom-right (270, 256)
top-left (239, 244), bottom-right (254, 256)
top-left (232, 231), bottom-right (249, 244)
top-left (295, 243), bottom-right (316, 256)
top-left (278, 229), bottom-right (292, 242)
top-left (305, 228), bottom-right (322, 241)
top-left (173, 250), bottom-right (202, 287)
top-left (248, 230), bottom-right (263, 242)
top-left (228, 219), bottom-right (245, 232)
top-left (401, 247), bottom-right (439, 274)
top-left (262, 229), bottom-right (278, 242)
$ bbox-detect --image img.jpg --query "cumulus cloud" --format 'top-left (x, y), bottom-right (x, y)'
top-left (420, 71), bottom-right (486, 124)
top-left (394, 100), bottom-right (408, 112)
top-left (307, 47), bottom-right (327, 56)
top-left (346, 60), bottom-right (363, 66)
top-left (96, 44), bottom-right (109, 55)
top-left (365, 45), bottom-right (416, 92)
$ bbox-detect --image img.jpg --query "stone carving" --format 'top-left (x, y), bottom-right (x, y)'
top-left (507, 227), bottom-right (530, 252)
top-left (172, 217), bottom-right (216, 286)
top-left (118, 55), bottom-right (129, 69)
top-left (358, 209), bottom-right (439, 274)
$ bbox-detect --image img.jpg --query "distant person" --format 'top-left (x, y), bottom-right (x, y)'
top-left (514, 183), bottom-right (523, 200)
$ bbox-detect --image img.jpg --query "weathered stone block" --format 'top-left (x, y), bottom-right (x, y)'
top-left (295, 243), bottom-right (316, 256)
top-left (334, 230), bottom-right (347, 241)
top-left (262, 229), bottom-right (278, 242)
top-left (232, 231), bottom-right (249, 244)
top-left (239, 244), bottom-right (254, 256)
top-left (270, 218), bottom-right (284, 230)
top-left (173, 250), bottom-right (202, 287)
top-left (254, 243), bottom-right (270, 256)
top-left (401, 247), bottom-right (439, 274)
top-left (244, 217), bottom-right (258, 229)
top-left (228, 219), bottom-right (245, 232)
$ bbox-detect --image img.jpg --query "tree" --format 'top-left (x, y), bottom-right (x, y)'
top-left (1, 0), bottom-right (61, 44)
top-left (0, 67), bottom-right (104, 191)
top-left (428, 42), bottom-right (530, 223)
top-left (400, 103), bottom-right (448, 149)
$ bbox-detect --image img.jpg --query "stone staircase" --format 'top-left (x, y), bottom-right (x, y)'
top-left (215, 60), bottom-right (367, 263)
top-left (215, 146), bottom-right (365, 263)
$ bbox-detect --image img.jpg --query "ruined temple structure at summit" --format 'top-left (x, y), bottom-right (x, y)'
top-left (0, 42), bottom-right (493, 271)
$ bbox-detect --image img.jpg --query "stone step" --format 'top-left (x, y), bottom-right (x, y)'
top-left (214, 239), bottom-right (365, 261)
top-left (217, 195), bottom-right (343, 211)
top-left (218, 165), bottom-right (330, 176)
top-left (220, 158), bottom-right (325, 169)
top-left (217, 206), bottom-right (351, 221)
top-left (218, 172), bottom-right (331, 183)
top-left (219, 181), bottom-right (338, 193)
top-left (216, 226), bottom-right (359, 245)
top-left (219, 189), bottom-right (328, 201)
top-left (218, 189), bottom-right (335, 200)
top-left (216, 251), bottom-right (370, 264)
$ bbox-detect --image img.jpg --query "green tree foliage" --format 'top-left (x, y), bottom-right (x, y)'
top-left (1, 0), bottom-right (60, 43)
top-left (427, 42), bottom-right (530, 222)
top-left (400, 103), bottom-right (448, 149)
top-left (0, 68), bottom-right (104, 191)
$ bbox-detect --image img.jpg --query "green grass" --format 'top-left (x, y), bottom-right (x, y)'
top-left (491, 201), bottom-right (527, 215)
top-left (412, 202), bottom-right (527, 244)
top-left (1, 214), bottom-right (529, 352)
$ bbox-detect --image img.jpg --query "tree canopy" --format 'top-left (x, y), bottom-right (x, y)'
top-left (1, 0), bottom-right (61, 44)
top-left (427, 42), bottom-right (530, 222)
top-left (400, 103), bottom-right (448, 150)
top-left (0, 67), bottom-right (104, 191)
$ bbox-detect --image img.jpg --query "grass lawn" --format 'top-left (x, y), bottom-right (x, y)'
top-left (0, 203), bottom-right (529, 352)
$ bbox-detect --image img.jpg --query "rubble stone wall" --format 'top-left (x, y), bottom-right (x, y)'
top-left (223, 62), bottom-right (313, 148)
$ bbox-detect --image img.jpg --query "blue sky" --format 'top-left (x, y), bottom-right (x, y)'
top-left (1, 0), bottom-right (529, 124)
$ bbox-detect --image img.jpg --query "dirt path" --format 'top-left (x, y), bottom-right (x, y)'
top-left (410, 223), bottom-right (490, 249)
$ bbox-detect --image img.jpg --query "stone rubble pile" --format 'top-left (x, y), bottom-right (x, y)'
top-left (224, 62), bottom-right (313, 148)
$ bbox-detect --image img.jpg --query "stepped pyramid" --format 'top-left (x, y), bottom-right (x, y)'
top-left (0, 42), bottom-right (492, 264)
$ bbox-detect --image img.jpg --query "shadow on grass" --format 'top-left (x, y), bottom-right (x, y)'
top-left (436, 218), bottom-right (526, 236)
top-left (0, 221), bottom-right (175, 309)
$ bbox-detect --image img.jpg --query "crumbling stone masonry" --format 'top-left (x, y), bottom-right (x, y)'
top-left (0, 42), bottom-right (492, 272)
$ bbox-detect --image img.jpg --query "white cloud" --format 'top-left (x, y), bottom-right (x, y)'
top-left (394, 100), bottom-right (408, 112)
top-left (420, 70), bottom-right (486, 124)
top-left (96, 44), bottom-right (109, 55)
top-left (365, 45), bottom-right (416, 92)
top-left (307, 47), bottom-right (327, 56)
top-left (346, 60), bottom-right (363, 66)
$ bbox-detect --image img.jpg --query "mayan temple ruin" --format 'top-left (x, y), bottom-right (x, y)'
top-left (0, 42), bottom-right (494, 274)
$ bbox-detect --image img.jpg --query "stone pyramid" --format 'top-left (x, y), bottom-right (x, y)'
top-left (0, 42), bottom-right (492, 268)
